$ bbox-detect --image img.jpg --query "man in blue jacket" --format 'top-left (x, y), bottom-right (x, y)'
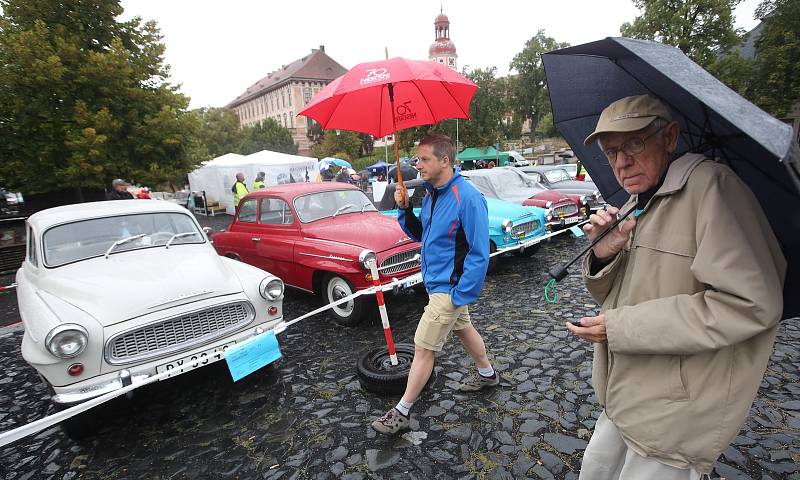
top-left (371, 134), bottom-right (496, 435)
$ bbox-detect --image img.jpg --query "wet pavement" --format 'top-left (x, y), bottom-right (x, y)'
top-left (0, 214), bottom-right (798, 479)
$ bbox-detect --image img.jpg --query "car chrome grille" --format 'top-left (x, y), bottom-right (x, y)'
top-left (106, 301), bottom-right (254, 364)
top-left (511, 220), bottom-right (540, 238)
top-left (379, 248), bottom-right (422, 275)
top-left (552, 202), bottom-right (578, 217)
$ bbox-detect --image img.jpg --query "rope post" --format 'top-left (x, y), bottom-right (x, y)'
top-left (368, 259), bottom-right (398, 365)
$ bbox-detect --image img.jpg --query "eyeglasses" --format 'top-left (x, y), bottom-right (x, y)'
top-left (602, 124), bottom-right (667, 163)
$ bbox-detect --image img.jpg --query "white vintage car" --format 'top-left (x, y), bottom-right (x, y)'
top-left (15, 200), bottom-right (284, 421)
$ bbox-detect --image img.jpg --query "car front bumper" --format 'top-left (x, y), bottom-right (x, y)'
top-left (49, 319), bottom-right (282, 406)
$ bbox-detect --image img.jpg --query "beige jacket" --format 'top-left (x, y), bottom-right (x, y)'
top-left (582, 153), bottom-right (786, 473)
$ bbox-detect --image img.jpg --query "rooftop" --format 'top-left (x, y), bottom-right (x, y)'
top-left (225, 47), bottom-right (347, 109)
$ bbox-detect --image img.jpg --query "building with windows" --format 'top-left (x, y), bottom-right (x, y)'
top-left (428, 9), bottom-right (457, 70)
top-left (225, 46), bottom-right (347, 155)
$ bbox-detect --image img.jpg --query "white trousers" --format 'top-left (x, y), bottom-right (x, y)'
top-left (579, 411), bottom-right (704, 480)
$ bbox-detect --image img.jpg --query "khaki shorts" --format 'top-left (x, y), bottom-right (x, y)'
top-left (414, 293), bottom-right (471, 352)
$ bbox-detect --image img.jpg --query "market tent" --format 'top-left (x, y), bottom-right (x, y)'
top-left (188, 150), bottom-right (319, 214)
top-left (367, 161), bottom-right (389, 175)
top-left (457, 147), bottom-right (509, 167)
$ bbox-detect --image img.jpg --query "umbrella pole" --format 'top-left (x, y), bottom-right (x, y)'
top-left (388, 82), bottom-right (405, 200)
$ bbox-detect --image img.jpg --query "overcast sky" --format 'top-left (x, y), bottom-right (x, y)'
top-left (119, 0), bottom-right (763, 110)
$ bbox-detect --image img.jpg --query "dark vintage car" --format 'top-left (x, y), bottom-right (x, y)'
top-left (520, 165), bottom-right (606, 211)
top-left (461, 167), bottom-right (588, 230)
top-left (211, 183), bottom-right (422, 326)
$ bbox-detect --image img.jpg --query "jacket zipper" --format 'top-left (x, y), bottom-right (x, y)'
top-left (607, 216), bottom-right (639, 383)
top-left (421, 189), bottom-right (439, 276)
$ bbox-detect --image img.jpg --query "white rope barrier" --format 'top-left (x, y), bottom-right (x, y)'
top-left (0, 225), bottom-right (585, 447)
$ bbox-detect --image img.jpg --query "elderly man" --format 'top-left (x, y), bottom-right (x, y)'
top-left (570, 95), bottom-right (786, 479)
top-left (107, 179), bottom-right (133, 200)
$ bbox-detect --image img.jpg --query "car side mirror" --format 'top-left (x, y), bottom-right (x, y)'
top-left (202, 227), bottom-right (213, 239)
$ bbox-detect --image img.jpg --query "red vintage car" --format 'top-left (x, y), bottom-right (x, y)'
top-left (462, 167), bottom-right (587, 230)
top-left (211, 183), bottom-right (422, 326)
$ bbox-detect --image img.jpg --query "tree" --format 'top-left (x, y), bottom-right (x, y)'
top-left (509, 30), bottom-right (569, 134)
top-left (311, 130), bottom-right (361, 160)
top-left (458, 67), bottom-right (507, 147)
top-left (193, 108), bottom-right (243, 158)
top-left (620, 0), bottom-right (742, 68)
top-left (748, 0), bottom-right (800, 116)
top-left (0, 0), bottom-right (201, 194)
top-left (239, 119), bottom-right (298, 155)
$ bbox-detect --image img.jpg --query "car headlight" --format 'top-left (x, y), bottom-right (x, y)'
top-left (259, 277), bottom-right (284, 300)
top-left (501, 219), bottom-right (513, 233)
top-left (359, 249), bottom-right (377, 270)
top-left (45, 324), bottom-right (88, 358)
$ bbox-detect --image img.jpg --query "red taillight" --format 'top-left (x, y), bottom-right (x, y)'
top-left (268, 306), bottom-right (278, 316)
top-left (68, 363), bottom-right (84, 376)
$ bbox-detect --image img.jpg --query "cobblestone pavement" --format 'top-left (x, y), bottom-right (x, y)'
top-left (0, 214), bottom-right (798, 479)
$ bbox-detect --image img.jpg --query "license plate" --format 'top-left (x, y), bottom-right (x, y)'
top-left (402, 276), bottom-right (422, 288)
top-left (156, 341), bottom-right (236, 379)
top-left (564, 216), bottom-right (581, 224)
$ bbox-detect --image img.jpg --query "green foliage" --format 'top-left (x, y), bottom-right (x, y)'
top-left (749, 0), bottom-right (800, 116)
top-left (192, 108), bottom-right (243, 158)
top-left (0, 0), bottom-right (201, 193)
top-left (239, 119), bottom-right (298, 155)
top-left (535, 112), bottom-right (556, 138)
top-left (310, 130), bottom-right (361, 160)
top-left (620, 0), bottom-right (742, 68)
top-left (509, 30), bottom-right (569, 133)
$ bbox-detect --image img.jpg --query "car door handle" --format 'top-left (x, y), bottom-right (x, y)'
top-left (251, 237), bottom-right (261, 242)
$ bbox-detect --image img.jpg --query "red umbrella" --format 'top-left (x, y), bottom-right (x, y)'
top-left (299, 57), bottom-right (477, 138)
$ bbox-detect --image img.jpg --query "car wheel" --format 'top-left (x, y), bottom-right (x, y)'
top-left (516, 242), bottom-right (541, 257)
top-left (323, 273), bottom-right (366, 327)
top-left (356, 343), bottom-right (435, 395)
top-left (487, 241), bottom-right (498, 273)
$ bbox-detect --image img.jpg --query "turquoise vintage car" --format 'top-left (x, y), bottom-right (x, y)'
top-left (378, 179), bottom-right (548, 272)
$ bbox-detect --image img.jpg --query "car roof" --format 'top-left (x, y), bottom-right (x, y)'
top-left (242, 182), bottom-right (361, 201)
top-left (520, 165), bottom-right (570, 172)
top-left (28, 200), bottom-right (192, 230)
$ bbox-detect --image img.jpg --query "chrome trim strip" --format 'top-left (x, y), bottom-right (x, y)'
top-left (104, 300), bottom-right (255, 365)
top-left (298, 252), bottom-right (351, 262)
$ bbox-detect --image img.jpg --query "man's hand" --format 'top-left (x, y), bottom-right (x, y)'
top-left (566, 314), bottom-right (607, 343)
top-left (394, 182), bottom-right (409, 209)
top-left (583, 207), bottom-right (636, 261)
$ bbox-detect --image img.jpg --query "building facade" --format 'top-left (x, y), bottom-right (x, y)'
top-left (225, 46), bottom-right (347, 155)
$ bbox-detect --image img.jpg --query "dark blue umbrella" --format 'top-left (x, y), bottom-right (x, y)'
top-left (542, 36), bottom-right (800, 318)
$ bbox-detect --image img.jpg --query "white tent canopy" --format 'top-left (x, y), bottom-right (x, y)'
top-left (188, 150), bottom-right (319, 214)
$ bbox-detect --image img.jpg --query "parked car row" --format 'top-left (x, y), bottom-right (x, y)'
top-left (377, 179), bottom-right (549, 272)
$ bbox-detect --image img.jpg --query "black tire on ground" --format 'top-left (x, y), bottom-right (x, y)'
top-left (357, 343), bottom-right (436, 396)
top-left (516, 242), bottom-right (541, 257)
top-left (487, 241), bottom-right (498, 273)
top-left (322, 273), bottom-right (367, 327)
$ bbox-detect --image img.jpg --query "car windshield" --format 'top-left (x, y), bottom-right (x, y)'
top-left (43, 212), bottom-right (204, 267)
top-left (545, 169), bottom-right (572, 183)
top-left (293, 189), bottom-right (377, 223)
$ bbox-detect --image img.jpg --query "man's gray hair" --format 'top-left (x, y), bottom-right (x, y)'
top-left (419, 134), bottom-right (456, 165)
